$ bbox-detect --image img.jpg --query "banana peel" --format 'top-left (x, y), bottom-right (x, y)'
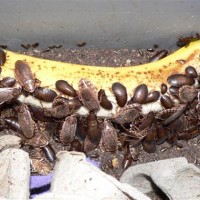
top-left (2, 41), bottom-right (200, 117)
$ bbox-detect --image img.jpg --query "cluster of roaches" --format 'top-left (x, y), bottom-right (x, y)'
top-left (0, 48), bottom-right (199, 173)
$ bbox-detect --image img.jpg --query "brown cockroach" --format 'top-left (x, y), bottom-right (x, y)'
top-left (161, 83), bottom-right (168, 94)
top-left (176, 34), bottom-right (200, 47)
top-left (76, 118), bottom-right (87, 140)
top-left (55, 80), bottom-right (77, 97)
top-left (169, 86), bottom-right (179, 98)
top-left (86, 111), bottom-right (101, 144)
top-left (25, 131), bottom-right (49, 148)
top-left (149, 50), bottom-right (168, 62)
top-left (50, 104), bottom-right (71, 119)
top-left (15, 60), bottom-right (37, 93)
top-left (59, 115), bottom-right (77, 146)
top-left (145, 91), bottom-right (160, 103)
top-left (52, 97), bottom-right (82, 110)
top-left (163, 104), bottom-right (188, 125)
top-left (41, 144), bottom-right (56, 163)
top-left (112, 82), bottom-right (127, 107)
top-left (167, 74), bottom-right (195, 88)
top-left (18, 103), bottom-right (36, 139)
top-left (156, 125), bottom-right (168, 145)
top-left (83, 136), bottom-right (98, 153)
top-left (138, 112), bottom-right (155, 131)
top-left (178, 85), bottom-right (197, 103)
top-left (78, 78), bottom-right (100, 111)
top-left (5, 117), bottom-right (22, 133)
top-left (70, 139), bottom-right (83, 152)
top-left (98, 89), bottom-right (113, 110)
top-left (99, 120), bottom-right (118, 152)
top-left (160, 95), bottom-right (174, 109)
top-left (142, 127), bottom-right (157, 153)
top-left (33, 87), bottom-right (57, 102)
top-left (132, 84), bottom-right (148, 104)
top-left (0, 49), bottom-right (6, 66)
top-left (28, 105), bottom-right (53, 122)
top-left (112, 104), bottom-right (142, 124)
top-left (185, 66), bottom-right (198, 78)
top-left (0, 87), bottom-right (21, 105)
top-left (0, 77), bottom-right (16, 87)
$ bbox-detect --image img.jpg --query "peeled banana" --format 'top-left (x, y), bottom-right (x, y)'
top-left (2, 41), bottom-right (200, 117)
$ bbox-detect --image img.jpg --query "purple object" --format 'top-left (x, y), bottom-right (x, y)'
top-left (30, 173), bottom-right (53, 199)
top-left (30, 157), bottom-right (99, 198)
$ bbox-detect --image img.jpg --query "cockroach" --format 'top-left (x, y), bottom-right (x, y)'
top-left (111, 82), bottom-right (127, 107)
top-left (0, 49), bottom-right (6, 66)
top-left (161, 83), bottom-right (168, 94)
top-left (25, 132), bottom-right (49, 148)
top-left (77, 42), bottom-right (87, 47)
top-left (33, 87), bottom-right (57, 102)
top-left (18, 103), bottom-right (36, 139)
top-left (156, 125), bottom-right (168, 145)
top-left (132, 84), bottom-right (148, 104)
top-left (28, 105), bottom-right (53, 122)
top-left (86, 111), bottom-right (101, 144)
top-left (100, 121), bottom-right (118, 152)
top-left (142, 127), bottom-right (157, 153)
top-left (138, 112), bottom-right (155, 131)
top-left (177, 125), bottom-right (197, 140)
top-left (50, 104), bottom-right (71, 119)
top-left (149, 50), bottom-right (168, 62)
top-left (51, 99), bottom-right (81, 119)
top-left (70, 139), bottom-right (83, 152)
top-left (176, 34), bottom-right (200, 47)
top-left (0, 87), bottom-right (21, 105)
top-left (145, 90), bottom-right (160, 103)
top-left (21, 44), bottom-right (31, 50)
top-left (156, 107), bottom-right (180, 121)
top-left (178, 85), bottom-right (197, 103)
top-left (15, 60), bottom-right (37, 93)
top-left (160, 95), bottom-right (174, 109)
top-left (76, 118), bottom-right (87, 140)
top-left (112, 104), bottom-right (141, 124)
top-left (83, 136), bottom-right (98, 153)
top-left (0, 77), bottom-right (16, 87)
top-left (169, 86), bottom-right (179, 98)
top-left (185, 66), bottom-right (198, 78)
top-left (68, 98), bottom-right (82, 111)
top-left (98, 89), bottom-right (113, 110)
top-left (32, 43), bottom-right (39, 48)
top-left (78, 79), bottom-right (100, 111)
top-left (59, 116), bottom-right (77, 146)
top-left (52, 96), bottom-right (82, 110)
top-left (5, 117), bottom-right (22, 133)
top-left (55, 80), bottom-right (77, 97)
top-left (42, 144), bottom-right (56, 163)
top-left (167, 74), bottom-right (195, 88)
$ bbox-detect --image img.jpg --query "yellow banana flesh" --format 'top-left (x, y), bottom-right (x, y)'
top-left (2, 41), bottom-right (200, 117)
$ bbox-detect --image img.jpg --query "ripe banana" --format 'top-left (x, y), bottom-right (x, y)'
top-left (2, 41), bottom-right (200, 117)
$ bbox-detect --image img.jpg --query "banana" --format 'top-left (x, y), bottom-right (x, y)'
top-left (2, 41), bottom-right (200, 117)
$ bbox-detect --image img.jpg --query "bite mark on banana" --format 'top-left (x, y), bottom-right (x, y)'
top-left (2, 41), bottom-right (200, 117)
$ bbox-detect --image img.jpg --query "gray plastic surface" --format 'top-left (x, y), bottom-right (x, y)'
top-left (0, 0), bottom-right (200, 50)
